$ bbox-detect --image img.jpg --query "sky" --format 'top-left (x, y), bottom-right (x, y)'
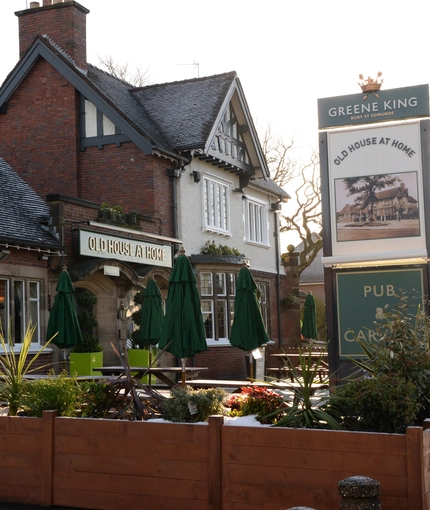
top-left (1, 0), bottom-right (430, 247)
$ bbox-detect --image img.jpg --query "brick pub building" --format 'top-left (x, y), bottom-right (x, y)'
top-left (0, 0), bottom-right (298, 377)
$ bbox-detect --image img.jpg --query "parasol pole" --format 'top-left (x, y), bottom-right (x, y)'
top-left (181, 358), bottom-right (186, 388)
top-left (148, 346), bottom-right (152, 387)
top-left (62, 348), bottom-right (67, 372)
top-left (248, 351), bottom-right (254, 380)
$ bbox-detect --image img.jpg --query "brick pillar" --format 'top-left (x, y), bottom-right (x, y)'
top-left (281, 244), bottom-right (301, 348)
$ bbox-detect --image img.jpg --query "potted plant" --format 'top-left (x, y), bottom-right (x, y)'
top-left (69, 290), bottom-right (103, 376)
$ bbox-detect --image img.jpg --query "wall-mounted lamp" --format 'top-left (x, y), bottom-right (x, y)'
top-left (117, 301), bottom-right (128, 321)
top-left (0, 250), bottom-right (10, 262)
top-left (192, 171), bottom-right (201, 183)
top-left (270, 202), bottom-right (283, 212)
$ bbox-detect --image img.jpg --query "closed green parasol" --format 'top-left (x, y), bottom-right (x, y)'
top-left (138, 278), bottom-right (164, 385)
top-left (46, 268), bottom-right (83, 369)
top-left (230, 265), bottom-right (270, 379)
top-left (138, 278), bottom-right (163, 347)
top-left (301, 291), bottom-right (317, 340)
top-left (158, 251), bottom-right (207, 387)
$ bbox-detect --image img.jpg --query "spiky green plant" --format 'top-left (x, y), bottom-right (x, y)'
top-left (0, 322), bottom-right (54, 416)
top-left (267, 344), bottom-right (341, 429)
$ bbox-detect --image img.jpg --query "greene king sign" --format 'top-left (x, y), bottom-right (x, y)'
top-left (318, 84), bottom-right (429, 129)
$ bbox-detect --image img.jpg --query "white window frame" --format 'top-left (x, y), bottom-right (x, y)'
top-left (243, 197), bottom-right (269, 246)
top-left (203, 176), bottom-right (231, 235)
top-left (0, 278), bottom-right (43, 352)
top-left (200, 271), bottom-right (235, 346)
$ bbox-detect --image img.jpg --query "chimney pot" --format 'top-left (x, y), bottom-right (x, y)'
top-left (43, 0), bottom-right (52, 6)
top-left (30, 2), bottom-right (40, 7)
top-left (53, 0), bottom-right (63, 3)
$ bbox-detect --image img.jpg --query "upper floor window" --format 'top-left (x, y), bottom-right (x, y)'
top-left (0, 278), bottom-right (41, 345)
top-left (80, 97), bottom-right (128, 150)
top-left (243, 198), bottom-right (269, 245)
top-left (203, 177), bottom-right (230, 234)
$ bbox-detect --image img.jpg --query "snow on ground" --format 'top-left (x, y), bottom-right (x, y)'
top-left (148, 415), bottom-right (271, 426)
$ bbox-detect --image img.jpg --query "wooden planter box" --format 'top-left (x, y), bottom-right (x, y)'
top-left (0, 412), bottom-right (429, 509)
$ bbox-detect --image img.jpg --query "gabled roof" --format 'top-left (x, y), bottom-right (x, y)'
top-left (0, 35), bottom-right (271, 180)
top-left (0, 158), bottom-right (63, 251)
top-left (251, 178), bottom-right (290, 200)
top-left (131, 72), bottom-right (236, 150)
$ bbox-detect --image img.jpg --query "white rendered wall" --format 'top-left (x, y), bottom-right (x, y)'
top-left (177, 159), bottom-right (279, 274)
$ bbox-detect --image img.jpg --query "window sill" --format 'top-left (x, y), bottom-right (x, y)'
top-left (0, 346), bottom-right (53, 355)
top-left (244, 240), bottom-right (271, 249)
top-left (206, 339), bottom-right (232, 347)
top-left (202, 227), bottom-right (231, 237)
top-left (190, 254), bottom-right (246, 265)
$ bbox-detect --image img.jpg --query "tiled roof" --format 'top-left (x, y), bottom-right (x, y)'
top-left (130, 72), bottom-right (236, 150)
top-left (251, 178), bottom-right (290, 200)
top-left (86, 64), bottom-right (173, 150)
top-left (0, 158), bottom-right (63, 250)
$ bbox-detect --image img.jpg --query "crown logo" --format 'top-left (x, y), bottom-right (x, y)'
top-left (358, 72), bottom-right (383, 100)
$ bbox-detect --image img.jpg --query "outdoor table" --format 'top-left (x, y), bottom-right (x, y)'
top-left (268, 352), bottom-right (329, 382)
top-left (94, 366), bottom-right (208, 387)
top-left (184, 379), bottom-right (291, 392)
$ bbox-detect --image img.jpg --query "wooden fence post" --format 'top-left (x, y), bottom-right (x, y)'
top-left (41, 410), bottom-right (58, 507)
top-left (208, 415), bottom-right (224, 510)
top-left (406, 426), bottom-right (425, 510)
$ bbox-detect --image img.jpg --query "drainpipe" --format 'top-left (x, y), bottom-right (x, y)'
top-left (271, 202), bottom-right (283, 347)
top-left (167, 166), bottom-right (181, 254)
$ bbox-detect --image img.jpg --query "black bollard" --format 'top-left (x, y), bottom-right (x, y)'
top-left (338, 475), bottom-right (381, 509)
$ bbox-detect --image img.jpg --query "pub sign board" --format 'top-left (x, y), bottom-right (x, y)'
top-left (325, 121), bottom-right (426, 262)
top-left (79, 229), bottom-right (173, 268)
top-left (318, 84), bottom-right (429, 129)
top-left (336, 267), bottom-right (425, 358)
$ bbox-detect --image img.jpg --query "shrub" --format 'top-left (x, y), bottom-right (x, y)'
top-left (350, 292), bottom-right (430, 421)
top-left (225, 386), bottom-right (285, 424)
top-left (328, 373), bottom-right (420, 433)
top-left (161, 386), bottom-right (228, 423)
top-left (200, 240), bottom-right (243, 257)
top-left (22, 372), bottom-right (81, 417)
top-left (0, 322), bottom-right (53, 416)
top-left (72, 289), bottom-right (102, 353)
top-left (77, 379), bottom-right (121, 418)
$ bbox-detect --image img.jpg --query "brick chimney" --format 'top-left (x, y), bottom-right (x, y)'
top-left (15, 0), bottom-right (90, 72)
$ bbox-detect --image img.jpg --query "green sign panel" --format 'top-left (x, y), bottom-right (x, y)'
top-left (318, 84), bottom-right (429, 129)
top-left (336, 268), bottom-right (425, 358)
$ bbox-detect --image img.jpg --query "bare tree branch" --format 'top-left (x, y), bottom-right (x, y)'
top-left (98, 55), bottom-right (151, 87)
top-left (260, 126), bottom-right (322, 275)
top-left (261, 125), bottom-right (299, 188)
top-left (280, 149), bottom-right (322, 274)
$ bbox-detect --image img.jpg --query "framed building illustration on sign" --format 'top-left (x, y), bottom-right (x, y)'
top-left (334, 171), bottom-right (420, 242)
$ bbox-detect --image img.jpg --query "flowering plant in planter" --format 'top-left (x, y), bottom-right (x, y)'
top-left (225, 386), bottom-right (286, 424)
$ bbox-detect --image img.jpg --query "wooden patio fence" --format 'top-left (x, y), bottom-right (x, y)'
top-left (0, 411), bottom-right (429, 509)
